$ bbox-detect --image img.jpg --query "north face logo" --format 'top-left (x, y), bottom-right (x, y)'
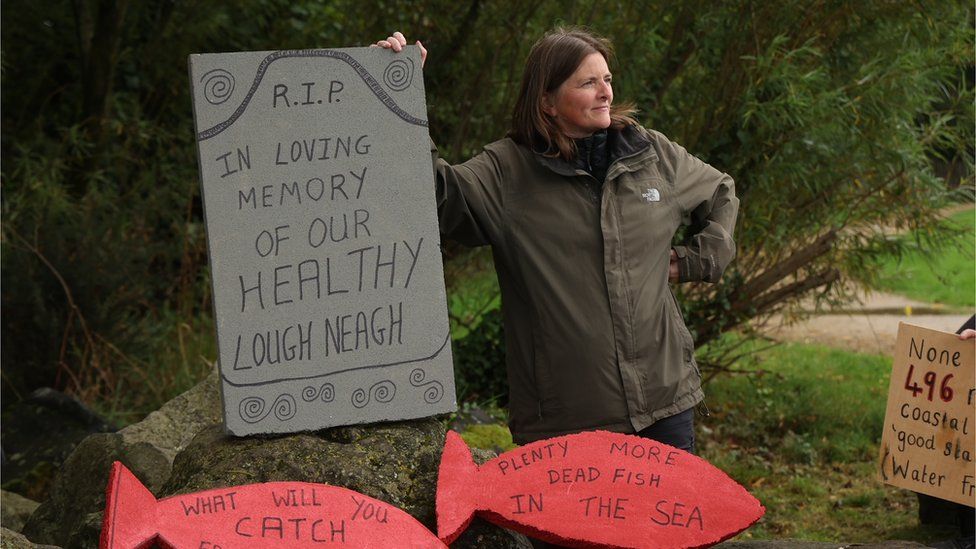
top-left (642, 188), bottom-right (660, 203)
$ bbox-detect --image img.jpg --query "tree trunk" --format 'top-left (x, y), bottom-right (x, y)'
top-left (71, 0), bottom-right (129, 183)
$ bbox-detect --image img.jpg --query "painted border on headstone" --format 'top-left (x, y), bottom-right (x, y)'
top-left (878, 322), bottom-right (975, 507)
top-left (188, 47), bottom-right (456, 435)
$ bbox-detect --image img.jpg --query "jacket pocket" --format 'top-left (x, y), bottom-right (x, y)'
top-left (666, 287), bottom-right (695, 354)
top-left (664, 289), bottom-right (704, 411)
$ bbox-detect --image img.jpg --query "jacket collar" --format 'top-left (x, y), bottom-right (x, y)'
top-left (531, 124), bottom-right (657, 178)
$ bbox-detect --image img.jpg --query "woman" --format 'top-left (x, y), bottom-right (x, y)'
top-left (376, 29), bottom-right (738, 454)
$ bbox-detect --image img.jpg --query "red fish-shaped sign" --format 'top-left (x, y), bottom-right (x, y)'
top-left (437, 430), bottom-right (764, 548)
top-left (101, 461), bottom-right (446, 548)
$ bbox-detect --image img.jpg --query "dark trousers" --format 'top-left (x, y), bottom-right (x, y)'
top-left (636, 407), bottom-right (696, 454)
top-left (529, 408), bottom-right (697, 548)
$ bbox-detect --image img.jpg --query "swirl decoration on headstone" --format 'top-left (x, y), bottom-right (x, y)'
top-left (239, 396), bottom-right (266, 423)
top-left (301, 383), bottom-right (336, 403)
top-left (351, 380), bottom-right (397, 409)
top-left (200, 68), bottom-right (235, 105)
top-left (409, 368), bottom-right (444, 404)
top-left (239, 394), bottom-right (297, 423)
top-left (383, 58), bottom-right (414, 91)
top-left (272, 394), bottom-right (296, 421)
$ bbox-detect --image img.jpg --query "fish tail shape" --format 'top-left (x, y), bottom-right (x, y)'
top-left (436, 431), bottom-right (481, 544)
top-left (100, 461), bottom-right (159, 549)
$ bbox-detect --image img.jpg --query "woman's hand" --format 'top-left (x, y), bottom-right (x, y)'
top-left (371, 31), bottom-right (427, 68)
top-left (669, 249), bottom-right (680, 283)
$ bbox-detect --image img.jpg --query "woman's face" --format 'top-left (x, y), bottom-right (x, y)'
top-left (544, 52), bottom-right (613, 138)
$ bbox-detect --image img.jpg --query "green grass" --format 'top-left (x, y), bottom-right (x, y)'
top-left (458, 342), bottom-right (962, 543)
top-left (702, 343), bottom-right (891, 464)
top-left (871, 207), bottom-right (975, 308)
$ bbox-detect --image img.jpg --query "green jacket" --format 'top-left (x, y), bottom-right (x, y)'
top-left (434, 125), bottom-right (738, 444)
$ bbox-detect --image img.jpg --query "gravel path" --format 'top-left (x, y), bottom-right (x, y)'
top-left (765, 290), bottom-right (971, 355)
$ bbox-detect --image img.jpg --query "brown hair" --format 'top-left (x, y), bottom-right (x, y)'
top-left (509, 27), bottom-right (638, 160)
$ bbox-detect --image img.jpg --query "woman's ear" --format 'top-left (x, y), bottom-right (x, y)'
top-left (542, 93), bottom-right (557, 117)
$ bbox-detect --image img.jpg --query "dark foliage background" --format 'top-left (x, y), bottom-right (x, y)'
top-left (2, 1), bottom-right (972, 420)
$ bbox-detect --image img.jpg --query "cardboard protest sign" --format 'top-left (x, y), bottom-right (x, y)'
top-left (100, 461), bottom-right (447, 548)
top-left (188, 47), bottom-right (455, 435)
top-left (436, 430), bottom-right (764, 547)
top-left (878, 323), bottom-right (975, 507)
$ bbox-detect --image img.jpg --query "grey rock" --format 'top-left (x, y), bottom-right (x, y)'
top-left (41, 410), bottom-right (525, 549)
top-left (21, 434), bottom-right (167, 547)
top-left (453, 520), bottom-right (533, 548)
top-left (159, 418), bottom-right (526, 548)
top-left (115, 367), bottom-right (222, 464)
top-left (1, 388), bottom-right (115, 501)
top-left (0, 527), bottom-right (60, 548)
top-left (160, 420), bottom-right (444, 518)
top-left (718, 543), bottom-right (842, 549)
top-left (0, 491), bottom-right (39, 533)
top-left (63, 513), bottom-right (102, 549)
top-left (717, 541), bottom-right (928, 549)
top-left (21, 370), bottom-right (220, 547)
top-left (856, 544), bottom-right (929, 549)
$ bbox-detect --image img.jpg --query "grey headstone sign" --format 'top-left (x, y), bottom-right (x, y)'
top-left (188, 46), bottom-right (456, 436)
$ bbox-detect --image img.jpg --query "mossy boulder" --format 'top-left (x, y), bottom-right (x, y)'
top-left (161, 420), bottom-right (529, 548)
top-left (717, 542), bottom-right (927, 549)
top-left (20, 433), bottom-right (169, 547)
top-left (20, 367), bottom-right (527, 548)
top-left (22, 370), bottom-right (220, 547)
top-left (0, 527), bottom-right (60, 548)
top-left (1, 388), bottom-right (115, 502)
top-left (161, 419), bottom-right (445, 521)
top-left (1, 490), bottom-right (39, 533)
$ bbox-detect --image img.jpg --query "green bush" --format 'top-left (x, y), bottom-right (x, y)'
top-left (451, 308), bottom-right (508, 405)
